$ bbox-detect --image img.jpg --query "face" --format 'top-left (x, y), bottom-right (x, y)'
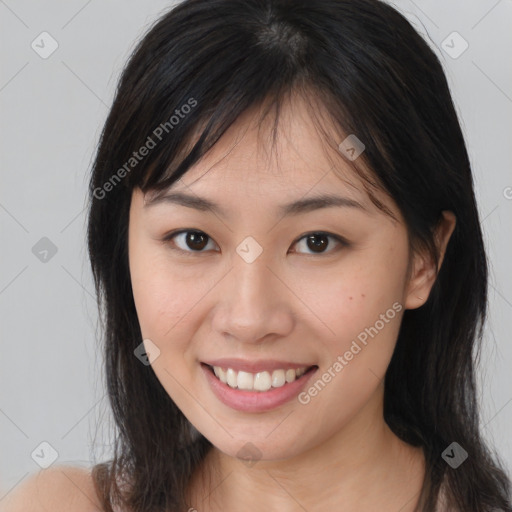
top-left (128, 95), bottom-right (428, 462)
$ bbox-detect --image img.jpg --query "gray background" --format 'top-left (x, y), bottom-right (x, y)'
top-left (1, 0), bottom-right (511, 501)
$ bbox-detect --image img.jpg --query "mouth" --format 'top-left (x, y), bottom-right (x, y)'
top-left (200, 362), bottom-right (319, 413)
top-left (202, 363), bottom-right (318, 392)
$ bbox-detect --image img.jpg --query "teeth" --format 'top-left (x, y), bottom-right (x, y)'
top-left (237, 371), bottom-right (253, 390)
top-left (254, 371), bottom-right (272, 391)
top-left (212, 366), bottom-right (309, 391)
top-left (226, 368), bottom-right (237, 388)
top-left (285, 369), bottom-right (296, 383)
top-left (296, 367), bottom-right (306, 377)
top-left (271, 369), bottom-right (285, 388)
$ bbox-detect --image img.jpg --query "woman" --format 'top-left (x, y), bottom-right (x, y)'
top-left (88, 0), bottom-right (511, 510)
top-left (11, 0), bottom-right (510, 511)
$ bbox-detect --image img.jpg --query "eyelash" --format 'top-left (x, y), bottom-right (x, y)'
top-left (160, 229), bottom-right (349, 257)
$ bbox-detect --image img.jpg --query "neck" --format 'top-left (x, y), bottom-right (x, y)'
top-left (185, 386), bottom-right (425, 512)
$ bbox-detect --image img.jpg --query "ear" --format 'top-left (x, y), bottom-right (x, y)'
top-left (404, 210), bottom-right (456, 310)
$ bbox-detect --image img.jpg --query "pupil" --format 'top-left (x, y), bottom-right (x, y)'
top-left (188, 231), bottom-right (208, 250)
top-left (307, 234), bottom-right (327, 253)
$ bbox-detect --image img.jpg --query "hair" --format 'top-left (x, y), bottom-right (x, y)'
top-left (86, 0), bottom-right (511, 510)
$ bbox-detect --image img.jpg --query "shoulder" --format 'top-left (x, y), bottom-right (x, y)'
top-left (1, 465), bottom-right (103, 512)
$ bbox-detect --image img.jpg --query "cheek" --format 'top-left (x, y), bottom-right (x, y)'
top-left (301, 241), bottom-right (407, 383)
top-left (129, 243), bottom-right (191, 343)
top-left (307, 253), bottom-right (404, 336)
top-left (298, 262), bottom-right (404, 426)
top-left (130, 260), bottom-right (203, 408)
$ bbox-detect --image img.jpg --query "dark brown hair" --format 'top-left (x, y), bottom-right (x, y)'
top-left (87, 0), bottom-right (511, 510)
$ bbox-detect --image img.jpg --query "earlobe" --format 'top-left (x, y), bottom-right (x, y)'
top-left (404, 210), bottom-right (456, 310)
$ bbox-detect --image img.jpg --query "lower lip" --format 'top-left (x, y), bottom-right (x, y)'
top-left (201, 363), bottom-right (318, 413)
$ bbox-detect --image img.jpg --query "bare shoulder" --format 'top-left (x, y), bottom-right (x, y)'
top-left (1, 465), bottom-right (103, 512)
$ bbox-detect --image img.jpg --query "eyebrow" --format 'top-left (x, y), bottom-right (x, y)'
top-left (144, 190), bottom-right (369, 217)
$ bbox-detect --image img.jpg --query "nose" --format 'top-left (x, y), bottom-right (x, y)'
top-left (210, 253), bottom-right (294, 344)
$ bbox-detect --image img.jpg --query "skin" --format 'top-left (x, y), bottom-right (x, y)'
top-left (128, 93), bottom-right (456, 512)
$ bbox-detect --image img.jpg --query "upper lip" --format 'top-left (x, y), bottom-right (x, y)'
top-left (202, 358), bottom-right (316, 373)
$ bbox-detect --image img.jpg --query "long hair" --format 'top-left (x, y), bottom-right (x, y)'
top-left (86, 1), bottom-right (511, 510)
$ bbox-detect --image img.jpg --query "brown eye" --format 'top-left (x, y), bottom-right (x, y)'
top-left (305, 234), bottom-right (329, 253)
top-left (164, 230), bottom-right (216, 253)
top-left (183, 231), bottom-right (209, 250)
top-left (292, 232), bottom-right (346, 255)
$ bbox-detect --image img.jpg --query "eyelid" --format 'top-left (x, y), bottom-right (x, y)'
top-left (161, 228), bottom-right (349, 256)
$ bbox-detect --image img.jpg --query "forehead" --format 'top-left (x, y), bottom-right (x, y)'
top-left (159, 97), bottom-right (372, 205)
top-left (143, 93), bottom-right (400, 224)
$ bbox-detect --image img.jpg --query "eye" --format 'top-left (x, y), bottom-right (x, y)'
top-left (291, 231), bottom-right (347, 255)
top-left (161, 229), bottom-right (348, 256)
top-left (162, 229), bottom-right (217, 255)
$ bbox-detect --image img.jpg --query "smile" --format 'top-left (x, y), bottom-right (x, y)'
top-left (210, 365), bottom-right (309, 392)
top-left (201, 362), bottom-right (318, 412)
